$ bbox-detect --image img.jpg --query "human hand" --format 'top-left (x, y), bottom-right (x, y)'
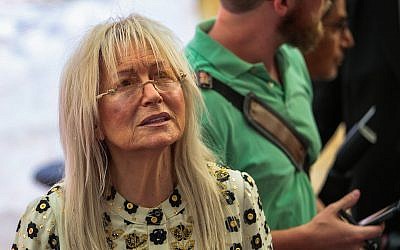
top-left (303, 189), bottom-right (384, 250)
top-left (316, 197), bottom-right (326, 212)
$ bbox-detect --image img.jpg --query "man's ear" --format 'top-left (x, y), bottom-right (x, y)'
top-left (272, 0), bottom-right (292, 16)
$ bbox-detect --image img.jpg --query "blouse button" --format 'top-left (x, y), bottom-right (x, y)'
top-left (151, 216), bottom-right (158, 224)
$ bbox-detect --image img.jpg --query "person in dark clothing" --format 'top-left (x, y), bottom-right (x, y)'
top-left (312, 0), bottom-right (400, 248)
top-left (305, 0), bottom-right (354, 82)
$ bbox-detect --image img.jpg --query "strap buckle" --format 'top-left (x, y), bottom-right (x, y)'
top-left (196, 70), bottom-right (213, 89)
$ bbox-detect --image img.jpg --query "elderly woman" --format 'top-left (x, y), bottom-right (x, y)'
top-left (12, 14), bottom-right (272, 250)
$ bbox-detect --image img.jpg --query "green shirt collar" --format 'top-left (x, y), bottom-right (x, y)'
top-left (187, 19), bottom-right (289, 84)
top-left (188, 19), bottom-right (254, 79)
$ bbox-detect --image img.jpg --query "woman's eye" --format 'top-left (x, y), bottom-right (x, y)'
top-left (154, 72), bottom-right (174, 82)
top-left (120, 79), bottom-right (134, 86)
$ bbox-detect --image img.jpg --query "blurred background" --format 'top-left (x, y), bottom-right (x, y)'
top-left (0, 0), bottom-right (210, 247)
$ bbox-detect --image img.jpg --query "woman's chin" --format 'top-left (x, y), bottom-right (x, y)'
top-left (131, 133), bottom-right (181, 151)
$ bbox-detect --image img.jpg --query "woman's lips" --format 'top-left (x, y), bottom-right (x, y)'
top-left (139, 112), bottom-right (171, 126)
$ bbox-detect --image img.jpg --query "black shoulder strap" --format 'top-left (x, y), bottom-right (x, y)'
top-left (197, 70), bottom-right (310, 173)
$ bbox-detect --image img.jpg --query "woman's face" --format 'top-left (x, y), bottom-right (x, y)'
top-left (305, 0), bottom-right (354, 81)
top-left (97, 48), bottom-right (186, 154)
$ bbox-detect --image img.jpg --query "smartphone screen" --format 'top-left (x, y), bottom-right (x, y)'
top-left (358, 200), bottom-right (400, 226)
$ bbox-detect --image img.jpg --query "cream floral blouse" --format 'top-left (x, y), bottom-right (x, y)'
top-left (12, 163), bottom-right (273, 249)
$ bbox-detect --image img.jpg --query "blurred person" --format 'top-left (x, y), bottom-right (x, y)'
top-left (303, 0), bottom-right (354, 212)
top-left (305, 0), bottom-right (354, 81)
top-left (12, 14), bottom-right (272, 249)
top-left (186, 0), bottom-right (383, 249)
top-left (312, 0), bottom-right (400, 248)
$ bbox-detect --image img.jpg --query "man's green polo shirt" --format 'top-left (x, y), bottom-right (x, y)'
top-left (186, 19), bottom-right (321, 229)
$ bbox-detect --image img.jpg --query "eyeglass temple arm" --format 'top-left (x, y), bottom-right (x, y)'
top-left (96, 89), bottom-right (116, 100)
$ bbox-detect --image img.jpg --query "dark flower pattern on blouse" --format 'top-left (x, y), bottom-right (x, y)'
top-left (146, 208), bottom-right (163, 225)
top-left (264, 222), bottom-right (270, 234)
top-left (27, 221), bottom-right (39, 239)
top-left (106, 237), bottom-right (116, 249)
top-left (225, 216), bottom-right (240, 232)
top-left (11, 243), bottom-right (18, 250)
top-left (215, 168), bottom-right (230, 182)
top-left (257, 196), bottom-right (263, 210)
top-left (170, 224), bottom-right (193, 241)
top-left (124, 219), bottom-right (133, 225)
top-left (36, 199), bottom-right (50, 213)
top-left (224, 190), bottom-right (236, 205)
top-left (242, 173), bottom-right (254, 187)
top-left (48, 233), bottom-right (59, 249)
top-left (106, 186), bottom-right (117, 201)
top-left (251, 233), bottom-right (263, 249)
top-left (16, 220), bottom-right (21, 232)
top-left (124, 200), bottom-right (138, 214)
top-left (103, 212), bottom-right (111, 228)
top-left (169, 188), bottom-right (182, 207)
top-left (244, 208), bottom-right (257, 225)
top-left (47, 185), bottom-right (61, 195)
top-left (177, 208), bottom-right (185, 215)
top-left (125, 232), bottom-right (148, 249)
top-left (149, 229), bottom-right (167, 245)
top-left (230, 243), bottom-right (243, 250)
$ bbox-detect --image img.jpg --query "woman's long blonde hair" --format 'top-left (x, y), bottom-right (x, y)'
top-left (59, 14), bottom-right (227, 249)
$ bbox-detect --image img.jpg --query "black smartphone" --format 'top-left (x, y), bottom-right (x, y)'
top-left (358, 200), bottom-right (400, 226)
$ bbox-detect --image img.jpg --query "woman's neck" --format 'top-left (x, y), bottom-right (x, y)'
top-left (110, 147), bottom-right (176, 208)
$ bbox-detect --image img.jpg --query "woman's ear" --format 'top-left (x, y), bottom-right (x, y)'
top-left (95, 126), bottom-right (105, 141)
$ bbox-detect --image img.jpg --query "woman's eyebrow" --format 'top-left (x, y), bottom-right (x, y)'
top-left (117, 68), bottom-right (137, 77)
top-left (148, 61), bottom-right (170, 70)
top-left (112, 59), bottom-right (172, 78)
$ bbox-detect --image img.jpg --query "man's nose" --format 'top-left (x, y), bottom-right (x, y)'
top-left (342, 28), bottom-right (355, 48)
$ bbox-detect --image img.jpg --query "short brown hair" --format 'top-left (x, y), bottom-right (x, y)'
top-left (220, 0), bottom-right (265, 13)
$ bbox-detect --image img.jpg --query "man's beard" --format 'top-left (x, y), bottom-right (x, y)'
top-left (278, 6), bottom-right (323, 53)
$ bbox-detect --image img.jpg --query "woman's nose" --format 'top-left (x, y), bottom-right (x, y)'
top-left (141, 81), bottom-right (163, 106)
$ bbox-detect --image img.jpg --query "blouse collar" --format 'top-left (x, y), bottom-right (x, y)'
top-left (104, 185), bottom-right (186, 225)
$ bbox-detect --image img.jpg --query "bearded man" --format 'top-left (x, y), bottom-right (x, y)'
top-left (186, 0), bottom-right (383, 249)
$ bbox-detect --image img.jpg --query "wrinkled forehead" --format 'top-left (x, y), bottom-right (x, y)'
top-left (116, 46), bottom-right (166, 71)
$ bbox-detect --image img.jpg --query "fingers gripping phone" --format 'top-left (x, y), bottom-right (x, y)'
top-left (339, 200), bottom-right (400, 250)
top-left (358, 200), bottom-right (400, 226)
top-left (339, 199), bottom-right (400, 226)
